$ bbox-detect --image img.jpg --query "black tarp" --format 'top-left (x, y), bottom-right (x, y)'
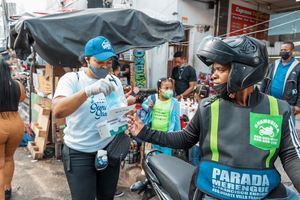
top-left (12, 8), bottom-right (184, 67)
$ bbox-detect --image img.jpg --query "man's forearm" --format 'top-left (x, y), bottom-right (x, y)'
top-left (181, 86), bottom-right (195, 97)
top-left (137, 126), bottom-right (197, 149)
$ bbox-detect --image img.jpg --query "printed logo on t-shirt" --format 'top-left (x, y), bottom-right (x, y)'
top-left (90, 95), bottom-right (107, 119)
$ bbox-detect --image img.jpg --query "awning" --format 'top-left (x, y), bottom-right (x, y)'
top-left (12, 8), bottom-right (185, 67)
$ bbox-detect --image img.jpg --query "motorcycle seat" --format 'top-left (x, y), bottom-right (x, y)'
top-left (148, 154), bottom-right (196, 200)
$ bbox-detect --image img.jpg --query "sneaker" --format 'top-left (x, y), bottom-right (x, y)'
top-left (114, 190), bottom-right (124, 198)
top-left (5, 189), bottom-right (12, 200)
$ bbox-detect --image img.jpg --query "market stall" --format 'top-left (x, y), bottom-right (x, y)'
top-left (11, 8), bottom-right (185, 159)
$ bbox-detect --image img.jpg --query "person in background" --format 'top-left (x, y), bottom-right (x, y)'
top-left (112, 59), bottom-right (136, 106)
top-left (120, 63), bottom-right (130, 85)
top-left (53, 36), bottom-right (127, 200)
top-left (112, 58), bottom-right (121, 77)
top-left (171, 51), bottom-right (197, 100)
top-left (261, 41), bottom-right (300, 116)
top-left (141, 78), bottom-right (181, 155)
top-left (0, 56), bottom-right (26, 200)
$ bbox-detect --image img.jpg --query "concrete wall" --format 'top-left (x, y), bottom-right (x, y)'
top-left (178, 0), bottom-right (214, 77)
top-left (8, 0), bottom-right (48, 14)
top-left (64, 0), bottom-right (87, 10)
top-left (46, 0), bottom-right (87, 12)
top-left (145, 43), bottom-right (169, 88)
top-left (178, 0), bottom-right (214, 26)
top-left (190, 28), bottom-right (214, 75)
top-left (132, 0), bottom-right (178, 21)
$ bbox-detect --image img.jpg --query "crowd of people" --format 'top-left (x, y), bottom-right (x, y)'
top-left (0, 34), bottom-right (300, 200)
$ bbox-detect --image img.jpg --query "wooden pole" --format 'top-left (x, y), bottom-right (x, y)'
top-left (29, 51), bottom-right (36, 123)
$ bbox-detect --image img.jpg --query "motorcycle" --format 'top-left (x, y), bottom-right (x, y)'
top-left (130, 150), bottom-right (196, 200)
top-left (131, 150), bottom-right (299, 200)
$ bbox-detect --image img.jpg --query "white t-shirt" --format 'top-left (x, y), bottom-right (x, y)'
top-left (53, 70), bottom-right (127, 153)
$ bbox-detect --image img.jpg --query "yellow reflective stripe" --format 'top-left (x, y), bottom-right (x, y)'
top-left (266, 149), bottom-right (276, 168)
top-left (266, 96), bottom-right (279, 168)
top-left (268, 96), bottom-right (279, 116)
top-left (210, 99), bottom-right (220, 162)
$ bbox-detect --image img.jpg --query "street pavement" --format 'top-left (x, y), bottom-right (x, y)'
top-left (11, 148), bottom-right (70, 200)
top-left (11, 147), bottom-right (297, 200)
top-left (11, 148), bottom-right (142, 200)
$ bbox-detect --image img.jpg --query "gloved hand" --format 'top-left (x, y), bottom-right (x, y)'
top-left (85, 78), bottom-right (115, 97)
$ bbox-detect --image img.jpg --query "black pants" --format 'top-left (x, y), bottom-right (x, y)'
top-left (62, 144), bottom-right (120, 200)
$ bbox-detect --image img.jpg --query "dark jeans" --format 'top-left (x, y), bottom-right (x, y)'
top-left (62, 144), bottom-right (120, 200)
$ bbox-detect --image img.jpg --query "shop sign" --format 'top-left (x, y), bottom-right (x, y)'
top-left (134, 50), bottom-right (146, 88)
top-left (229, 4), bottom-right (269, 40)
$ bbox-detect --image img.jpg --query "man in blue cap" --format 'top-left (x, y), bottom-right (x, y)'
top-left (53, 36), bottom-right (127, 200)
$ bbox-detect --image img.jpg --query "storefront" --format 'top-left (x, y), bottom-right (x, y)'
top-left (215, 0), bottom-right (300, 58)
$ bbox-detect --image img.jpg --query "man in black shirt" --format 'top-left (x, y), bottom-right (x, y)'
top-left (120, 63), bottom-right (130, 85)
top-left (171, 51), bottom-right (197, 99)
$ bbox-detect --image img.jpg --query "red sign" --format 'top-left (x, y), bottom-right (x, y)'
top-left (229, 4), bottom-right (269, 40)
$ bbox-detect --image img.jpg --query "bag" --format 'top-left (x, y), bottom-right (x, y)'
top-left (105, 133), bottom-right (130, 166)
top-left (138, 94), bottom-right (156, 125)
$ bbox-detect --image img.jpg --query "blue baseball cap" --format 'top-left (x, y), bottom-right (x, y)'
top-left (84, 36), bottom-right (116, 61)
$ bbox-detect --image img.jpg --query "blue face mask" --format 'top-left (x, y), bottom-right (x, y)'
top-left (88, 63), bottom-right (109, 79)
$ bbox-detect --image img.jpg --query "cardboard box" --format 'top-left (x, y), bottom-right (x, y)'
top-left (45, 64), bottom-right (66, 79)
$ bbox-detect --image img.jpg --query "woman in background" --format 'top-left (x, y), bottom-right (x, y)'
top-left (0, 56), bottom-right (26, 200)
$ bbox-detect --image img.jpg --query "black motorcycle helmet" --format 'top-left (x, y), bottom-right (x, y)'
top-left (197, 35), bottom-right (268, 93)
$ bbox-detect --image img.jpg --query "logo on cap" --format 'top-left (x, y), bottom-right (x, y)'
top-left (102, 40), bottom-right (112, 50)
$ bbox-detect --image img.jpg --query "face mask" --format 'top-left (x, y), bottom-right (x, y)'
top-left (163, 89), bottom-right (173, 99)
top-left (88, 63), bottom-right (109, 79)
top-left (280, 51), bottom-right (291, 60)
top-left (212, 83), bottom-right (229, 99)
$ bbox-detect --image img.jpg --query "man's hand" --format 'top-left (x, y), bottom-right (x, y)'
top-left (127, 113), bottom-right (144, 136)
top-left (176, 95), bottom-right (183, 101)
top-left (84, 78), bottom-right (115, 97)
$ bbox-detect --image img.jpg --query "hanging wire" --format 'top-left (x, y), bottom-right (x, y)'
top-left (243, 17), bottom-right (300, 36)
top-left (168, 10), bottom-right (300, 46)
top-left (220, 9), bottom-right (300, 37)
top-left (171, 16), bottom-right (300, 45)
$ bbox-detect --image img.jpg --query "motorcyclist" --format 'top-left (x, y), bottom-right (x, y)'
top-left (128, 35), bottom-right (300, 199)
